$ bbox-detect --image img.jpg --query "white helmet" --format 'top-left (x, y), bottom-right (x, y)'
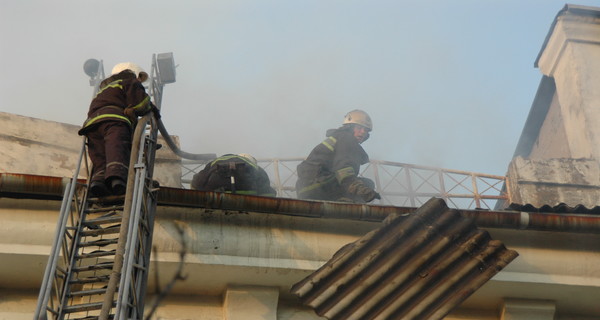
top-left (237, 153), bottom-right (257, 166)
top-left (343, 109), bottom-right (373, 131)
top-left (111, 62), bottom-right (148, 82)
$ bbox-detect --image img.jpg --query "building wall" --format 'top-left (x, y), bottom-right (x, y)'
top-left (0, 111), bottom-right (182, 188)
top-left (536, 9), bottom-right (600, 160)
top-left (507, 6), bottom-right (600, 208)
top-left (528, 92), bottom-right (571, 159)
top-left (2, 195), bottom-right (600, 319)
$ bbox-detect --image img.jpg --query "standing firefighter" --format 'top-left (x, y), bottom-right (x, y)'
top-left (191, 154), bottom-right (276, 197)
top-left (78, 62), bottom-right (159, 197)
top-left (296, 109), bottom-right (381, 203)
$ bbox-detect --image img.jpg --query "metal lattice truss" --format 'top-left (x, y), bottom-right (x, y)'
top-left (181, 158), bottom-right (508, 210)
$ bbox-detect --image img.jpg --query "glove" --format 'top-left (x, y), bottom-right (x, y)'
top-left (347, 180), bottom-right (380, 203)
top-left (362, 190), bottom-right (381, 202)
top-left (151, 103), bottom-right (161, 119)
top-left (124, 107), bottom-right (137, 125)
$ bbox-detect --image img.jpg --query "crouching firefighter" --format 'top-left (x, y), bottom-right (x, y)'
top-left (191, 154), bottom-right (277, 197)
top-left (78, 62), bottom-right (160, 197)
top-left (296, 109), bottom-right (381, 203)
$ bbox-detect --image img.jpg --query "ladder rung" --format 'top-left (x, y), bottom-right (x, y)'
top-left (63, 301), bottom-right (114, 313)
top-left (80, 238), bottom-right (119, 248)
top-left (74, 262), bottom-right (114, 272)
top-left (68, 314), bottom-right (115, 320)
top-left (87, 195), bottom-right (125, 205)
top-left (80, 225), bottom-right (120, 237)
top-left (77, 249), bottom-right (116, 259)
top-left (85, 205), bottom-right (124, 214)
top-left (84, 216), bottom-right (122, 227)
top-left (69, 287), bottom-right (107, 297)
top-left (69, 275), bottom-right (110, 285)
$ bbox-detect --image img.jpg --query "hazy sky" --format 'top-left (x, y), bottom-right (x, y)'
top-left (1, 1), bottom-right (597, 176)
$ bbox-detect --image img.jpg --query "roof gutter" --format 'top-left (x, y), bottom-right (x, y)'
top-left (2, 173), bottom-right (600, 234)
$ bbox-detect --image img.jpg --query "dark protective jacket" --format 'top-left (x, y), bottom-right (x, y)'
top-left (78, 71), bottom-right (154, 135)
top-left (191, 154), bottom-right (277, 197)
top-left (296, 125), bottom-right (377, 202)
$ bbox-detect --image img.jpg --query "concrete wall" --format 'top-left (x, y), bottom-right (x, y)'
top-left (536, 7), bottom-right (600, 160)
top-left (508, 6), bottom-right (600, 207)
top-left (3, 196), bottom-right (600, 319)
top-left (527, 92), bottom-right (571, 159)
top-left (506, 156), bottom-right (600, 208)
top-left (0, 111), bottom-right (182, 187)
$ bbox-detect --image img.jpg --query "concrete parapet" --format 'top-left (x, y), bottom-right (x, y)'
top-left (506, 156), bottom-right (600, 208)
top-left (0, 111), bottom-right (182, 187)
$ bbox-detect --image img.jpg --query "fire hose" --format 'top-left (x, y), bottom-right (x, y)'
top-left (157, 117), bottom-right (216, 161)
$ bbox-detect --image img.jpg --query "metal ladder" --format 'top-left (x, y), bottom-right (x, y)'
top-left (34, 55), bottom-right (168, 320)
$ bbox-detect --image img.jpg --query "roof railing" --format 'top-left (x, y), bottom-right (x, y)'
top-left (181, 158), bottom-right (508, 210)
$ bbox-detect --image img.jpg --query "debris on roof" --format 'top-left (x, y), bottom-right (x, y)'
top-left (291, 197), bottom-right (519, 320)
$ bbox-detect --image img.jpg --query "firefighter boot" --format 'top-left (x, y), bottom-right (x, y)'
top-left (89, 181), bottom-right (109, 198)
top-left (110, 178), bottom-right (127, 196)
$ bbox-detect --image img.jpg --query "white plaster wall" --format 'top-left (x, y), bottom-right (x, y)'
top-left (528, 93), bottom-right (571, 159)
top-left (537, 16), bottom-right (600, 160)
top-left (3, 197), bottom-right (600, 319)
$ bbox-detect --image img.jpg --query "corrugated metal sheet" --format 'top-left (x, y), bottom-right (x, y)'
top-left (291, 197), bottom-right (519, 320)
top-left (507, 202), bottom-right (600, 214)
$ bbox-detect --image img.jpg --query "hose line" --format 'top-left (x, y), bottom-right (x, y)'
top-left (157, 118), bottom-right (217, 161)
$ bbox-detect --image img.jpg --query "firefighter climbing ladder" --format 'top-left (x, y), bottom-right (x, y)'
top-left (35, 53), bottom-right (174, 320)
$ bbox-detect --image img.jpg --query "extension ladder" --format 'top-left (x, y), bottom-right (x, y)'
top-left (34, 56), bottom-right (165, 320)
top-left (34, 112), bottom-right (160, 320)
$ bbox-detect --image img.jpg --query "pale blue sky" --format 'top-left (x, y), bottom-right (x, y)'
top-left (1, 1), bottom-right (598, 176)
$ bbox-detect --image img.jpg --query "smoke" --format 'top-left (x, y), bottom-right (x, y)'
top-left (3, 0), bottom-right (596, 176)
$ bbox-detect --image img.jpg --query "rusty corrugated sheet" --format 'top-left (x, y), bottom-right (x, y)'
top-left (291, 197), bottom-right (519, 320)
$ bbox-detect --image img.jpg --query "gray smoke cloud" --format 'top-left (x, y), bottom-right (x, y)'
top-left (2, 0), bottom-right (596, 176)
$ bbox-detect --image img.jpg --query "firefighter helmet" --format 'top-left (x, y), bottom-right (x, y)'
top-left (237, 153), bottom-right (258, 166)
top-left (111, 62), bottom-right (149, 82)
top-left (343, 109), bottom-right (372, 131)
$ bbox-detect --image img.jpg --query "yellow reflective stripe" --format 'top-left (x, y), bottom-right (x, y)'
top-left (84, 114), bottom-right (132, 128)
top-left (211, 155), bottom-right (258, 169)
top-left (131, 96), bottom-right (151, 113)
top-left (321, 137), bottom-right (337, 152)
top-left (335, 166), bottom-right (355, 184)
top-left (96, 80), bottom-right (123, 96)
top-left (298, 175), bottom-right (337, 194)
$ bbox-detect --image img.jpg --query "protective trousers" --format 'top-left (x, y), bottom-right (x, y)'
top-left (86, 121), bottom-right (132, 184)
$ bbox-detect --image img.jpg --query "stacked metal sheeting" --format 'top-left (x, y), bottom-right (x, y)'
top-left (291, 197), bottom-right (519, 320)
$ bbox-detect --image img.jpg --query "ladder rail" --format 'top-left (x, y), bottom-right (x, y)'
top-left (57, 180), bottom-right (93, 319)
top-left (117, 129), bottom-right (151, 319)
top-left (37, 53), bottom-right (183, 320)
top-left (118, 166), bottom-right (148, 319)
top-left (34, 138), bottom-right (87, 319)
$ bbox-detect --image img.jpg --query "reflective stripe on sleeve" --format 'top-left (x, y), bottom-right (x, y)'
top-left (321, 136), bottom-right (337, 152)
top-left (95, 80), bottom-right (123, 96)
top-left (131, 95), bottom-right (151, 114)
